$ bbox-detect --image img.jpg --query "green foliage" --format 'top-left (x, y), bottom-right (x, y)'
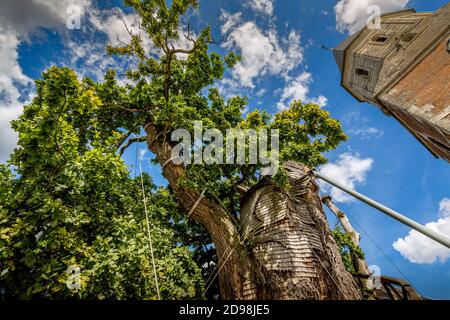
top-left (0, 67), bottom-right (203, 299)
top-left (272, 102), bottom-right (348, 166)
top-left (332, 227), bottom-right (365, 274)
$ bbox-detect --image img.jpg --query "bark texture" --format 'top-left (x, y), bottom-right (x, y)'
top-left (145, 124), bottom-right (362, 299)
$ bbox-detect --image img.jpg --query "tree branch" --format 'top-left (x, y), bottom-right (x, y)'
top-left (116, 131), bottom-right (132, 149)
top-left (120, 16), bottom-right (134, 38)
top-left (115, 104), bottom-right (153, 113)
top-left (119, 136), bottom-right (147, 156)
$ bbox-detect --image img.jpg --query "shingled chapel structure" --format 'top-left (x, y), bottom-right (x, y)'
top-left (333, 4), bottom-right (450, 162)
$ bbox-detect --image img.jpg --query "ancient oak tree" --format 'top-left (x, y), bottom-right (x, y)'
top-left (99, 0), bottom-right (361, 299)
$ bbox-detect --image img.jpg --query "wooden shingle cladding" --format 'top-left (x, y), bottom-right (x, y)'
top-left (240, 162), bottom-right (361, 300)
top-left (341, 10), bottom-right (439, 101)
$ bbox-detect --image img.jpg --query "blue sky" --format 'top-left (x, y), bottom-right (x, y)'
top-left (0, 0), bottom-right (449, 299)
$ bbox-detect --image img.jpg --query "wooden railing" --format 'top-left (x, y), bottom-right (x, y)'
top-left (353, 274), bottom-right (422, 300)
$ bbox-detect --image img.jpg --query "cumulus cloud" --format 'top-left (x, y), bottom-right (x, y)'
top-left (0, 0), bottom-right (90, 37)
top-left (0, 102), bottom-right (23, 163)
top-left (0, 28), bottom-right (31, 163)
top-left (220, 11), bottom-right (242, 35)
top-left (246, 0), bottom-right (274, 16)
top-left (393, 198), bottom-right (450, 264)
top-left (277, 72), bottom-right (328, 110)
top-left (334, 0), bottom-right (410, 34)
top-left (219, 10), bottom-right (326, 108)
top-left (0, 0), bottom-right (94, 163)
top-left (89, 7), bottom-right (193, 62)
top-left (64, 40), bottom-right (117, 80)
top-left (0, 31), bottom-right (32, 99)
top-left (90, 10), bottom-right (142, 45)
top-left (319, 153), bottom-right (374, 203)
top-left (221, 12), bottom-right (304, 88)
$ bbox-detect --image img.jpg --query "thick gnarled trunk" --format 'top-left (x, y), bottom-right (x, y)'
top-left (145, 124), bottom-right (362, 300)
top-left (145, 123), bottom-right (254, 299)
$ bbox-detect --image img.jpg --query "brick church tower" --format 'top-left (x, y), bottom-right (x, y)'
top-left (333, 4), bottom-right (450, 162)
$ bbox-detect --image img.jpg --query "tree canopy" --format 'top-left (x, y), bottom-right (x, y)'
top-left (0, 67), bottom-right (203, 299)
top-left (101, 0), bottom-right (347, 207)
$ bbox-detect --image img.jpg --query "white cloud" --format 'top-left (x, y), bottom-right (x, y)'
top-left (277, 72), bottom-right (327, 110)
top-left (138, 148), bottom-right (147, 161)
top-left (256, 88), bottom-right (266, 97)
top-left (0, 0), bottom-right (91, 163)
top-left (393, 198), bottom-right (450, 264)
top-left (89, 9), bottom-right (145, 47)
top-left (0, 102), bottom-right (23, 163)
top-left (246, 0), bottom-right (274, 16)
top-left (439, 198), bottom-right (450, 218)
top-left (0, 31), bottom-right (32, 101)
top-left (220, 11), bottom-right (242, 35)
top-left (59, 7), bottom-right (150, 84)
top-left (0, 0), bottom-right (90, 37)
top-left (334, 0), bottom-right (409, 34)
top-left (0, 29), bottom-right (32, 163)
top-left (349, 127), bottom-right (384, 140)
top-left (311, 95), bottom-right (328, 107)
top-left (221, 12), bottom-right (304, 88)
top-left (64, 39), bottom-right (118, 80)
top-left (219, 11), bottom-right (327, 108)
top-left (319, 152), bottom-right (374, 203)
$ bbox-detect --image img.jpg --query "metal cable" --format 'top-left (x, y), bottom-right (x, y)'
top-left (346, 212), bottom-right (422, 297)
top-left (138, 155), bottom-right (161, 300)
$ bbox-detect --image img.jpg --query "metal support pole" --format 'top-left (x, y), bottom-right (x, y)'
top-left (314, 170), bottom-right (450, 249)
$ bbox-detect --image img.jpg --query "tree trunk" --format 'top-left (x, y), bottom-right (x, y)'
top-left (145, 123), bottom-right (254, 299)
top-left (322, 195), bottom-right (372, 291)
top-left (145, 124), bottom-right (362, 300)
